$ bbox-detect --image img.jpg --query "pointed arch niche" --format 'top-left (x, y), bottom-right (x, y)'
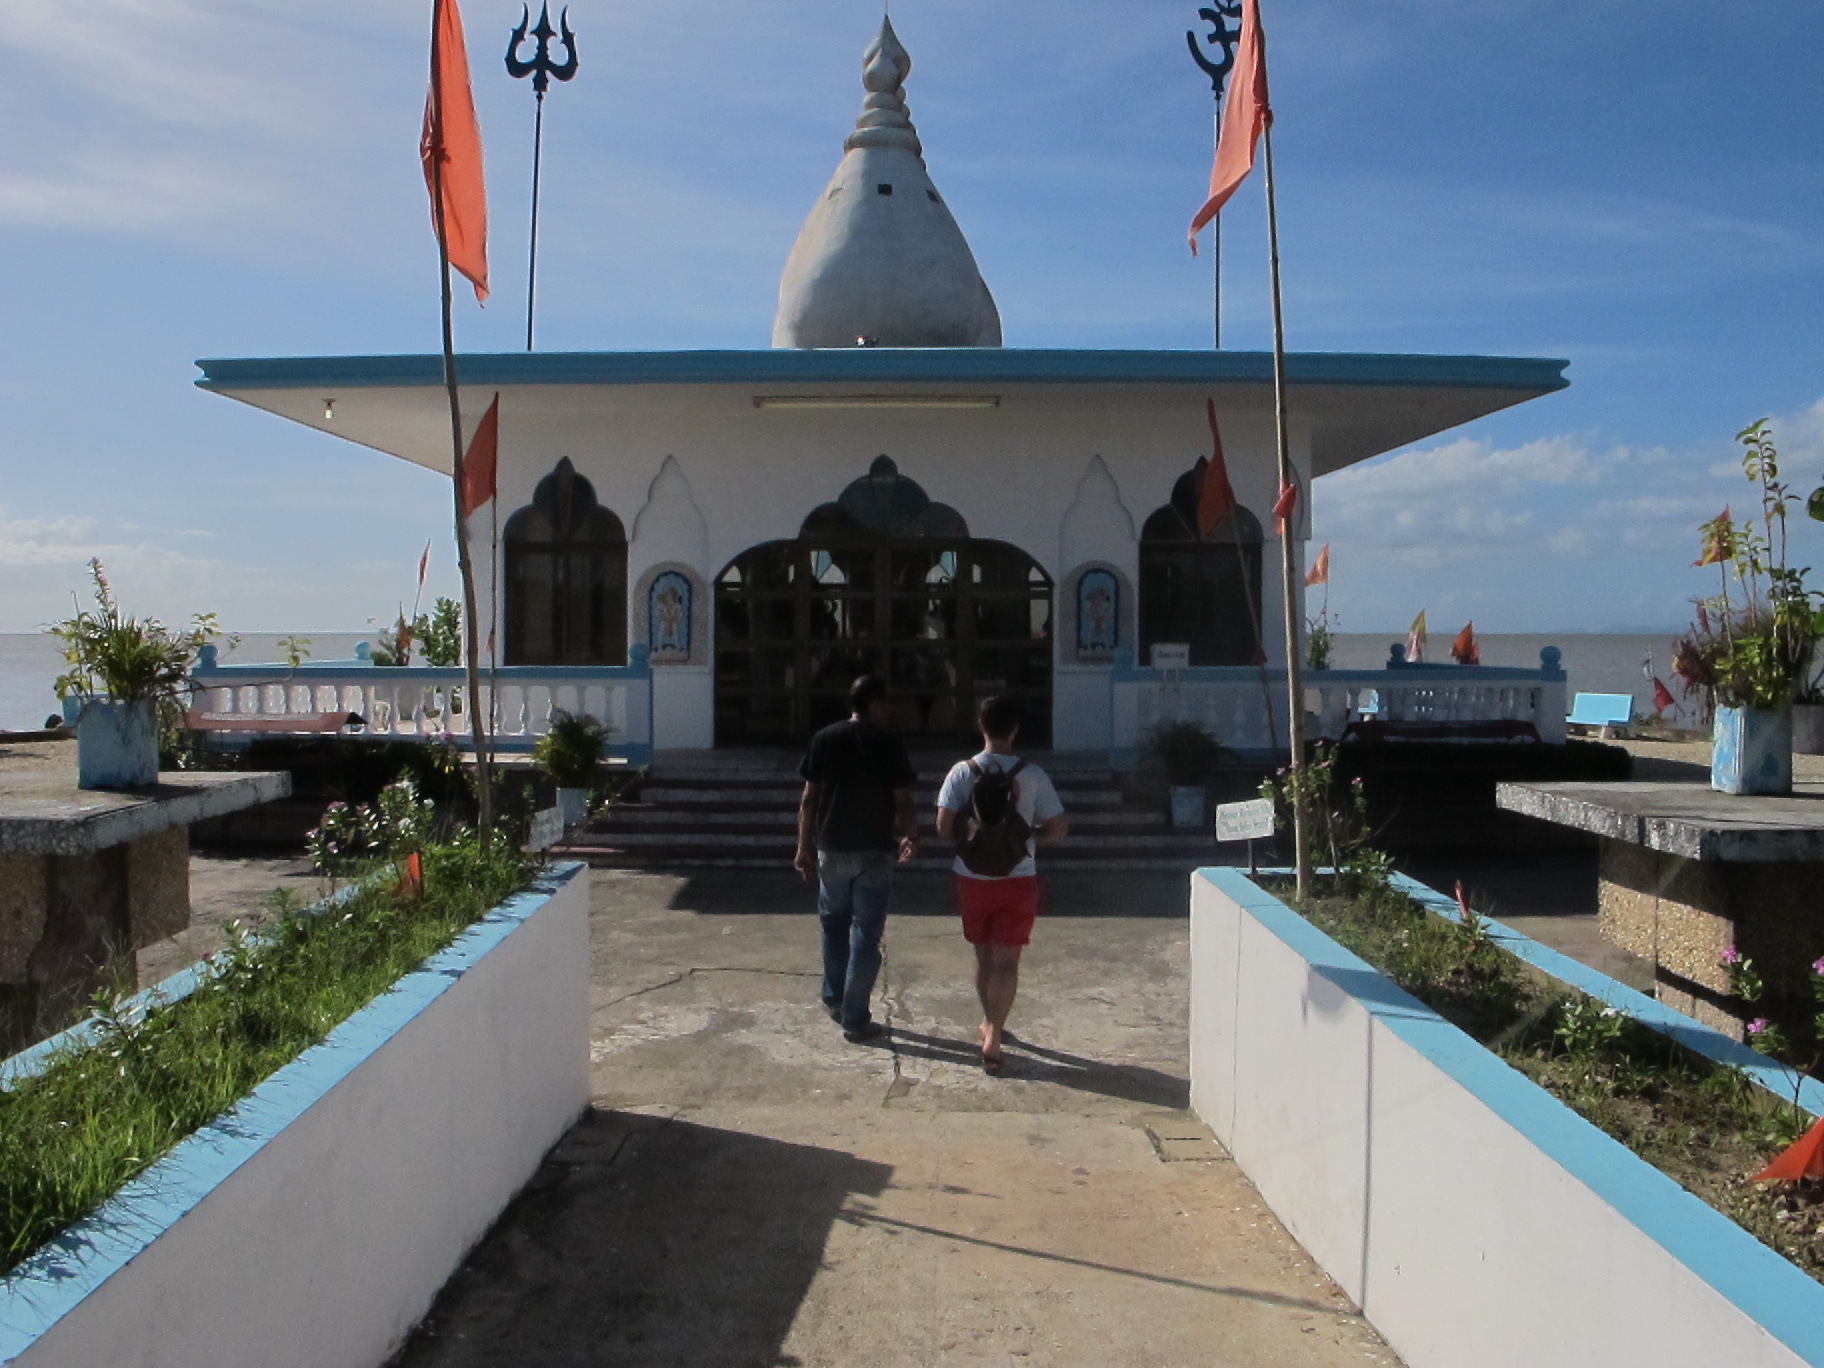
top-left (503, 458), bottom-right (629, 665)
top-left (1139, 463), bottom-right (1264, 667)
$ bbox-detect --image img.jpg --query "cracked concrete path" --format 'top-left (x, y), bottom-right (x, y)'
top-left (389, 868), bottom-right (1399, 1368)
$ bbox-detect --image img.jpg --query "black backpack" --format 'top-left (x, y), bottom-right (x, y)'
top-left (957, 759), bottom-right (1031, 877)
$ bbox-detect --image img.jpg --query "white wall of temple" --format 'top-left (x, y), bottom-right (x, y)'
top-left (470, 381), bottom-right (1312, 751)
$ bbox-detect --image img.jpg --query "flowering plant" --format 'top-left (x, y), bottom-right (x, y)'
top-left (1673, 422), bottom-right (1821, 712)
top-left (48, 559), bottom-right (228, 704)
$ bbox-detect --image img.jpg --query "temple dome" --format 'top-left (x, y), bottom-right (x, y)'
top-left (771, 18), bottom-right (1001, 350)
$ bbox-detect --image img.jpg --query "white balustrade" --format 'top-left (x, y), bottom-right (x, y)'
top-left (1109, 647), bottom-right (1568, 763)
top-left (190, 646), bottom-right (655, 763)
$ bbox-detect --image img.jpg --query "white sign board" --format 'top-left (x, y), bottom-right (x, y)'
top-left (527, 806), bottom-right (564, 853)
top-left (1150, 642), bottom-right (1191, 670)
top-left (1215, 798), bottom-right (1276, 842)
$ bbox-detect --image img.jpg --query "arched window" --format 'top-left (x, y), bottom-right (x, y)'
top-left (504, 458), bottom-right (628, 665)
top-left (1139, 464), bottom-right (1264, 666)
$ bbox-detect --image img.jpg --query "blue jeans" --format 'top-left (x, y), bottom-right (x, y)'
top-left (817, 850), bottom-right (894, 1031)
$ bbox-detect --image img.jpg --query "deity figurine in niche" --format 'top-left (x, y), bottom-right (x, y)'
top-left (649, 571), bottom-right (692, 659)
top-left (1077, 568), bottom-right (1118, 657)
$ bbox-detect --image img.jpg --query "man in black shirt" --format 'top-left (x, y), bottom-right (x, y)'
top-left (794, 675), bottom-right (919, 1042)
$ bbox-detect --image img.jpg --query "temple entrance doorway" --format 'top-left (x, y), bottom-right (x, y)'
top-left (714, 458), bottom-right (1053, 748)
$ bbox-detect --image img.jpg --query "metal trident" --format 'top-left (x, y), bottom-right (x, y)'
top-left (506, 3), bottom-right (578, 97)
top-left (505, 4), bottom-right (579, 351)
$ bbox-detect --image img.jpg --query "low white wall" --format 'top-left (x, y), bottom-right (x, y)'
top-left (5, 864), bottom-right (590, 1368)
top-left (1190, 868), bottom-right (1824, 1368)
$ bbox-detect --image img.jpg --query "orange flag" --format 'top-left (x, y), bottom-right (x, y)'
top-left (1450, 621), bottom-right (1480, 665)
top-left (396, 851), bottom-right (424, 901)
top-left (1304, 544), bottom-right (1330, 586)
top-left (1196, 397), bottom-right (1238, 539)
top-left (417, 540), bottom-right (431, 589)
top-left (422, 0), bottom-right (489, 302)
top-left (457, 392), bottom-right (501, 518)
top-left (1189, 0), bottom-right (1269, 254)
top-left (1752, 1113), bottom-right (1824, 1184)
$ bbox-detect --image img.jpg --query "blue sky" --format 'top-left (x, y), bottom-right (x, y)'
top-left (1, 1), bottom-right (1820, 636)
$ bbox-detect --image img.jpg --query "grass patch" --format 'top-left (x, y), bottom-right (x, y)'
top-left (1271, 872), bottom-right (1824, 1283)
top-left (0, 839), bottom-right (533, 1277)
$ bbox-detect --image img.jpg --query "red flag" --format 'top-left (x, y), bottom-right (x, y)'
top-left (396, 851), bottom-right (424, 901)
top-left (1189, 0), bottom-right (1269, 254)
top-left (1304, 543), bottom-right (1330, 587)
top-left (1272, 479), bottom-right (1298, 525)
top-left (422, 0), bottom-right (489, 302)
top-left (1753, 1113), bottom-right (1824, 1184)
top-left (457, 392), bottom-right (501, 518)
top-left (1196, 397), bottom-right (1237, 539)
top-left (1450, 621), bottom-right (1479, 665)
top-left (1652, 677), bottom-right (1676, 713)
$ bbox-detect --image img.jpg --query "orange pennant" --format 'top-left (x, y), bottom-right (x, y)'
top-left (1752, 1113), bottom-right (1824, 1184)
top-left (1196, 398), bottom-right (1237, 539)
top-left (1304, 543), bottom-right (1330, 586)
top-left (396, 851), bottom-right (424, 901)
top-left (422, 0), bottom-right (489, 302)
top-left (457, 392), bottom-right (500, 518)
top-left (1189, 0), bottom-right (1269, 254)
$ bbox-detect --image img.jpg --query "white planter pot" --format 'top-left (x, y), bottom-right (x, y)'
top-left (1167, 785), bottom-right (1207, 829)
top-left (557, 786), bottom-right (590, 828)
top-left (1191, 866), bottom-right (1824, 1368)
top-left (0, 864), bottom-right (589, 1368)
top-left (1712, 704), bottom-right (1794, 795)
top-left (76, 699), bottom-right (158, 790)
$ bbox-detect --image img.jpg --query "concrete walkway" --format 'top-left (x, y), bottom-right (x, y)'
top-left (387, 868), bottom-right (1398, 1367)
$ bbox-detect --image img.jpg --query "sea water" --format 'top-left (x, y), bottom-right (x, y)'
top-left (0, 629), bottom-right (1688, 734)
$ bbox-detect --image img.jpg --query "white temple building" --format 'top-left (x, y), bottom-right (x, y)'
top-left (198, 19), bottom-right (1566, 756)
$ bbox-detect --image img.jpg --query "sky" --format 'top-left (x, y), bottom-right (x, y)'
top-left (0, 0), bottom-right (1820, 637)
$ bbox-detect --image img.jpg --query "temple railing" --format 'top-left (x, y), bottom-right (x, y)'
top-left (189, 644), bottom-right (654, 765)
top-left (1109, 646), bottom-right (1567, 765)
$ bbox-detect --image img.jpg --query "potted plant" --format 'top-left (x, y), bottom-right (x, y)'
top-left (1138, 719), bottom-right (1224, 828)
top-left (47, 560), bottom-right (224, 790)
top-left (1680, 422), bottom-right (1819, 795)
top-left (533, 709), bottom-right (610, 828)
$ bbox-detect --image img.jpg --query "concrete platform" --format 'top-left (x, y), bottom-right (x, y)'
top-left (385, 868), bottom-right (1400, 1367)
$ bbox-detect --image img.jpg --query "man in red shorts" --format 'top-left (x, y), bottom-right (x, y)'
top-left (935, 696), bottom-right (1068, 1073)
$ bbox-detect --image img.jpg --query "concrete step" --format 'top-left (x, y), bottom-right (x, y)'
top-left (597, 807), bottom-right (1168, 828)
top-left (568, 829), bottom-right (1215, 852)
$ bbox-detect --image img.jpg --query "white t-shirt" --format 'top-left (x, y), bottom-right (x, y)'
top-left (936, 752), bottom-right (1065, 880)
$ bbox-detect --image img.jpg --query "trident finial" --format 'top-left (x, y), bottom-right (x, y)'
top-left (1186, 3), bottom-right (1243, 96)
top-left (506, 3), bottom-right (578, 98)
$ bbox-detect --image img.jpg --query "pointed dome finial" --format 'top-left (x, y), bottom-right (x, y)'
top-left (771, 18), bottom-right (1001, 349)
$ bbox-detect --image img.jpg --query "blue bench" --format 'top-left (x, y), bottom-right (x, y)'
top-left (1566, 692), bottom-right (1634, 737)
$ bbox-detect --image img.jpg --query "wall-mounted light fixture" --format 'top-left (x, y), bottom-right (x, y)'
top-left (322, 398), bottom-right (336, 421)
top-left (752, 394), bottom-right (999, 411)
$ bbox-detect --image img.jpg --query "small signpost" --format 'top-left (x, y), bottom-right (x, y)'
top-left (1215, 796), bottom-right (1276, 875)
top-left (527, 805), bottom-right (564, 853)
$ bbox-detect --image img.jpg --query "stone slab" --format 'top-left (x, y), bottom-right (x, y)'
top-left (0, 742), bottom-right (289, 856)
top-left (1497, 779), bottom-right (1824, 862)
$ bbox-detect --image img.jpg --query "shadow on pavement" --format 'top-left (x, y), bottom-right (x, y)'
top-left (887, 1027), bottom-right (1190, 1108)
top-left (387, 1108), bottom-right (891, 1368)
top-left (664, 869), bottom-right (1196, 920)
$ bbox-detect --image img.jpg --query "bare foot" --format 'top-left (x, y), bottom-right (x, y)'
top-left (980, 1021), bottom-right (1004, 1072)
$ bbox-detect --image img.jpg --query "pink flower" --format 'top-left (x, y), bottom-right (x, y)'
top-left (1722, 945), bottom-right (1742, 966)
top-left (1812, 956), bottom-right (1824, 977)
top-left (1748, 1018), bottom-right (1772, 1036)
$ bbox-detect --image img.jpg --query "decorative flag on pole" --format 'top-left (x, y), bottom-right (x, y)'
top-left (1694, 507), bottom-right (1734, 568)
top-left (1188, 0), bottom-right (1267, 254)
top-left (1406, 610), bottom-right (1427, 663)
top-left (1652, 677), bottom-right (1677, 714)
top-left (1752, 1113), bottom-right (1824, 1183)
top-left (417, 541), bottom-right (431, 590)
top-left (1196, 398), bottom-right (1238, 539)
top-left (1450, 621), bottom-right (1480, 666)
top-left (1304, 543), bottom-right (1330, 587)
top-left (423, 0), bottom-right (490, 302)
top-left (457, 392), bottom-right (501, 518)
top-left (1272, 478), bottom-right (1298, 527)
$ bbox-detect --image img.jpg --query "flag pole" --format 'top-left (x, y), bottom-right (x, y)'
top-left (1261, 113), bottom-right (1311, 896)
top-left (428, 8), bottom-right (495, 847)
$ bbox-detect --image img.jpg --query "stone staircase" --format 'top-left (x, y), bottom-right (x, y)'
top-left (553, 750), bottom-right (1223, 871)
